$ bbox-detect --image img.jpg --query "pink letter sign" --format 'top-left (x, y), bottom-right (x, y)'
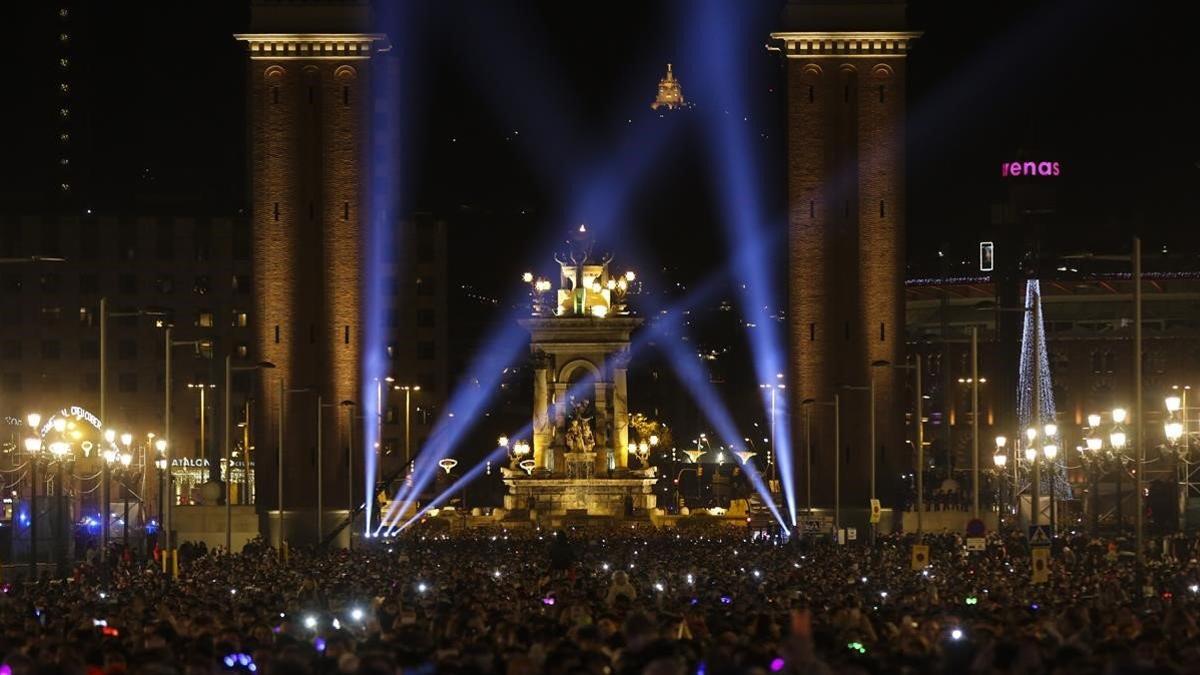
top-left (1001, 161), bottom-right (1060, 177)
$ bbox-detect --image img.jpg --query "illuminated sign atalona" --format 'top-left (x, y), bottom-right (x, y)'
top-left (1001, 161), bottom-right (1060, 177)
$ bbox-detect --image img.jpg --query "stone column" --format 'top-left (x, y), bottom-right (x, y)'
top-left (612, 354), bottom-right (630, 469)
top-left (594, 382), bottom-right (611, 475)
top-left (532, 353), bottom-right (551, 469)
top-left (552, 381), bottom-right (568, 472)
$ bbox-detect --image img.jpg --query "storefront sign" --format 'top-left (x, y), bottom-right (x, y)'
top-left (1001, 161), bottom-right (1060, 177)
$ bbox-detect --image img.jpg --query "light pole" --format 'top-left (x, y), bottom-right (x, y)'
top-left (1026, 426), bottom-right (1040, 527)
top-left (1164, 388), bottom-right (1191, 531)
top-left (224, 355), bottom-right (274, 555)
top-left (758, 375), bottom-right (784, 485)
top-left (101, 427), bottom-right (116, 556)
top-left (991, 440), bottom-right (1008, 528)
top-left (393, 385), bottom-right (420, 468)
top-left (276, 381), bottom-right (312, 556)
top-left (99, 301), bottom-right (164, 562)
top-left (1064, 237), bottom-right (1145, 562)
top-left (114, 435), bottom-right (134, 554)
top-left (365, 376), bottom-right (395, 537)
top-left (1112, 408), bottom-right (1130, 529)
top-left (1042, 423), bottom-right (1059, 533)
top-left (186, 382), bottom-right (216, 465)
top-left (24, 414), bottom-right (42, 580)
top-left (164, 328), bottom-right (211, 565)
top-left (342, 400), bottom-right (356, 548)
top-left (971, 326), bottom-right (980, 518)
top-left (154, 438), bottom-right (167, 538)
top-left (1083, 412), bottom-right (1124, 536)
top-left (800, 396), bottom-right (840, 533)
top-left (314, 395), bottom-right (345, 545)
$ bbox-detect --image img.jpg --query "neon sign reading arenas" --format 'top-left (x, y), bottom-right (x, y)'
top-left (1001, 161), bottom-right (1060, 177)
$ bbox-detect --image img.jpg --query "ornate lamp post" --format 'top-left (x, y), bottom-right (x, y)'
top-left (1042, 423), bottom-right (1059, 533)
top-left (1164, 389), bottom-right (1193, 531)
top-left (991, 445), bottom-right (1008, 528)
top-left (23, 413), bottom-right (42, 580)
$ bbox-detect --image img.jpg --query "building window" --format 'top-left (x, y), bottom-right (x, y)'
top-left (382, 438), bottom-right (397, 456)
top-left (193, 276), bottom-right (210, 295)
top-left (1, 340), bottom-right (21, 359)
top-left (40, 273), bottom-right (61, 293)
top-left (417, 309), bottom-right (435, 328)
top-left (41, 340), bottom-right (61, 360)
top-left (385, 406), bottom-right (399, 424)
top-left (2, 373), bottom-right (22, 393)
top-left (193, 224), bottom-right (212, 262)
top-left (155, 275), bottom-right (175, 294)
top-left (236, 344), bottom-right (249, 358)
top-left (118, 231), bottom-right (137, 260)
top-left (80, 340), bottom-right (98, 359)
top-left (79, 307), bottom-right (93, 325)
top-left (2, 274), bottom-right (22, 292)
top-left (233, 228), bottom-right (250, 261)
top-left (417, 372), bottom-right (435, 393)
top-left (232, 310), bottom-right (248, 328)
top-left (118, 274), bottom-right (137, 294)
top-left (232, 274), bottom-right (250, 294)
top-left (197, 311), bottom-right (214, 328)
top-left (81, 372), bottom-right (99, 392)
top-left (118, 373), bottom-right (138, 393)
top-left (40, 307), bottom-right (62, 324)
top-left (417, 341), bottom-right (436, 360)
top-left (416, 277), bottom-right (434, 296)
top-left (386, 344), bottom-right (396, 359)
top-left (156, 225), bottom-right (174, 260)
top-left (79, 273), bottom-right (98, 294)
top-left (118, 339), bottom-right (137, 360)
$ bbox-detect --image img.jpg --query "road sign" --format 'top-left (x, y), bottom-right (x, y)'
top-left (869, 499), bottom-right (881, 524)
top-left (911, 544), bottom-right (930, 570)
top-left (965, 518), bottom-right (986, 537)
top-left (966, 537), bottom-right (986, 551)
top-left (1031, 547), bottom-right (1050, 583)
top-left (847, 527), bottom-right (857, 541)
top-left (1028, 525), bottom-right (1051, 548)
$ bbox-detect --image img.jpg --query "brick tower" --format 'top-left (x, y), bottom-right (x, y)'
top-left (236, 2), bottom-right (387, 534)
top-left (772, 2), bottom-right (918, 514)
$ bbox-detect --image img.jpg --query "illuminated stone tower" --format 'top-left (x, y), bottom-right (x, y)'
top-left (772, 2), bottom-right (918, 512)
top-left (236, 2), bottom-right (387, 527)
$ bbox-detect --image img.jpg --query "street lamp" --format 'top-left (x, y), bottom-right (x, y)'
top-left (759, 375), bottom-right (785, 485)
top-left (24, 430), bottom-right (41, 580)
top-left (1165, 387), bottom-right (1194, 531)
top-left (392, 384), bottom-right (421, 468)
top-left (334, 400), bottom-right (357, 548)
top-left (224, 356), bottom-right (275, 554)
top-left (163, 328), bottom-right (212, 565)
top-left (800, 395), bottom-right (841, 533)
top-left (276, 382), bottom-right (313, 556)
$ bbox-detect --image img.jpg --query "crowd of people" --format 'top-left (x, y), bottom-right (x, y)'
top-left (4, 524), bottom-right (1200, 674)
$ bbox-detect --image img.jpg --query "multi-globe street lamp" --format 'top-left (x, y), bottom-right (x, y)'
top-left (991, 437), bottom-right (1009, 528)
top-left (1164, 387), bottom-right (1196, 531)
top-left (1022, 423), bottom-right (1059, 530)
top-left (1080, 408), bottom-right (1129, 535)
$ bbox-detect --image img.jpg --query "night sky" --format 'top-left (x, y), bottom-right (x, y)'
top-left (3, 0), bottom-right (1197, 286)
